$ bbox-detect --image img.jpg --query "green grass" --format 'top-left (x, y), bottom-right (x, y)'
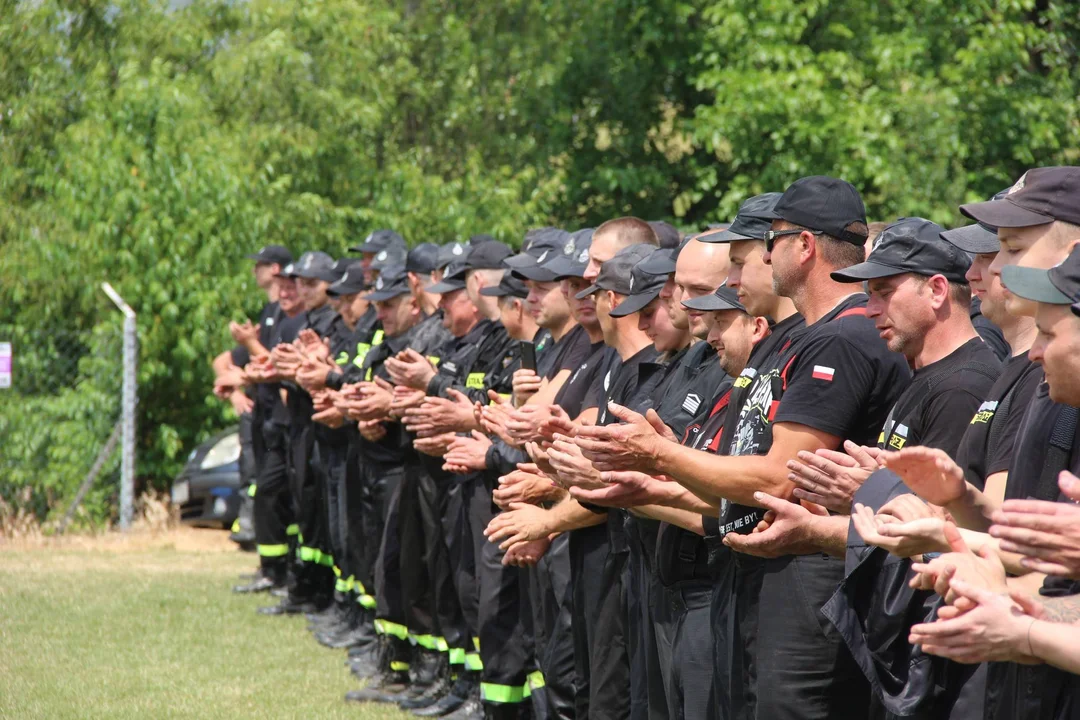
top-left (0, 531), bottom-right (406, 719)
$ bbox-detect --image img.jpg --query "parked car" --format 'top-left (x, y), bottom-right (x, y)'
top-left (171, 427), bottom-right (244, 529)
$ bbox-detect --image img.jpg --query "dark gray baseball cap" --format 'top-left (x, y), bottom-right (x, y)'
top-left (699, 193), bottom-right (783, 243)
top-left (510, 228), bottom-right (575, 281)
top-left (327, 263), bottom-right (368, 296)
top-left (291, 251), bottom-right (339, 282)
top-left (681, 283), bottom-right (746, 313)
top-left (350, 229), bottom-right (407, 255)
top-left (544, 228), bottom-right (594, 280)
top-left (365, 265), bottom-right (413, 301)
top-left (831, 217), bottom-right (969, 284)
top-left (608, 253), bottom-right (668, 317)
top-left (575, 244), bottom-right (658, 299)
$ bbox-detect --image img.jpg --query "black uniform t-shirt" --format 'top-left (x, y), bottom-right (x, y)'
top-left (955, 353), bottom-right (1042, 491)
top-left (537, 323), bottom-right (593, 382)
top-left (555, 341), bottom-right (611, 419)
top-left (720, 295), bottom-right (910, 538)
top-left (876, 337), bottom-right (1001, 455)
top-left (644, 340), bottom-right (730, 441)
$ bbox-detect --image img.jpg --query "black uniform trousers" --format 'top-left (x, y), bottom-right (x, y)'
top-left (316, 437), bottom-right (349, 596)
top-left (528, 532), bottom-right (576, 720)
top-left (652, 580), bottom-right (716, 720)
top-left (353, 457), bottom-right (399, 610)
top-left (253, 417), bottom-right (293, 583)
top-left (442, 473), bottom-right (478, 666)
top-left (288, 422), bottom-right (333, 601)
top-left (734, 552), bottom-right (868, 720)
top-left (570, 521), bottom-right (631, 720)
top-left (467, 475), bottom-right (532, 708)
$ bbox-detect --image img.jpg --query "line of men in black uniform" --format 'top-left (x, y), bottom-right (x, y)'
top-left (211, 166), bottom-right (1080, 720)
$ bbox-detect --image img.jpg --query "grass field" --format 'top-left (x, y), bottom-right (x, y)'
top-left (0, 528), bottom-right (405, 719)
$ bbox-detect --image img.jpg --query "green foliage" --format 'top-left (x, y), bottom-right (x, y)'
top-left (0, 0), bottom-right (1077, 523)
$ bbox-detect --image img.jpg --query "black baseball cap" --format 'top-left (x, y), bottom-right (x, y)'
top-left (465, 240), bottom-right (512, 270)
top-left (636, 244), bottom-right (678, 276)
top-left (327, 263), bottom-right (368, 296)
top-left (510, 228), bottom-right (574, 281)
top-left (350, 229), bottom-right (407, 255)
top-left (544, 228), bottom-right (594, 279)
top-left (648, 221), bottom-right (682, 249)
top-left (247, 245), bottom-right (293, 265)
top-left (832, 218), bottom-right (968, 284)
top-left (681, 283), bottom-right (747, 313)
top-left (371, 245), bottom-right (408, 272)
top-left (469, 233), bottom-right (496, 246)
top-left (576, 244), bottom-right (658, 299)
top-left (1000, 246), bottom-right (1080, 305)
top-left (365, 265), bottom-right (413, 301)
top-left (291, 251), bottom-right (340, 282)
top-left (700, 193), bottom-right (784, 243)
top-left (961, 167), bottom-right (1080, 229)
top-left (767, 176), bottom-right (868, 245)
top-left (479, 272), bottom-right (528, 299)
top-left (407, 243), bottom-right (441, 275)
top-left (608, 253), bottom-right (668, 317)
top-left (437, 241), bottom-right (469, 270)
top-left (940, 224), bottom-right (999, 254)
top-left (426, 263), bottom-right (468, 294)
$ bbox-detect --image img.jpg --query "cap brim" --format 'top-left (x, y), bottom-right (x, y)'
top-left (348, 243), bottom-right (382, 254)
top-left (681, 294), bottom-right (745, 312)
top-left (544, 257), bottom-right (586, 279)
top-left (635, 250), bottom-right (676, 276)
top-left (503, 253), bottom-right (538, 269)
top-left (365, 288), bottom-right (410, 301)
top-left (425, 280), bottom-right (466, 294)
top-left (940, 224), bottom-right (999, 254)
top-left (960, 198), bottom-right (1054, 229)
top-left (512, 264), bottom-right (559, 282)
top-left (328, 284), bottom-right (367, 297)
top-left (479, 286), bottom-right (509, 297)
top-left (574, 283), bottom-right (601, 300)
top-left (830, 261), bottom-right (907, 283)
top-left (1000, 265), bottom-right (1072, 304)
top-left (608, 287), bottom-right (661, 317)
top-left (696, 227), bottom-right (752, 244)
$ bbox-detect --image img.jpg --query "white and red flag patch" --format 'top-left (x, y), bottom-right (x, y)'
top-left (812, 365), bottom-right (835, 382)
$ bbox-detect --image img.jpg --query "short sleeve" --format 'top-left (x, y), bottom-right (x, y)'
top-left (987, 366), bottom-right (1043, 475)
top-left (230, 346), bottom-right (250, 368)
top-left (918, 387), bottom-right (987, 456)
top-left (772, 335), bottom-right (877, 437)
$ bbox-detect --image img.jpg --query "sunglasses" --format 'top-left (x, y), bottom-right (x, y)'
top-left (763, 228), bottom-right (822, 252)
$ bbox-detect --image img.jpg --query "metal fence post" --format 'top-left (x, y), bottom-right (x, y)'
top-left (102, 282), bottom-right (137, 531)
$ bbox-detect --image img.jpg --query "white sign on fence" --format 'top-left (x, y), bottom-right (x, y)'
top-left (0, 342), bottom-right (10, 389)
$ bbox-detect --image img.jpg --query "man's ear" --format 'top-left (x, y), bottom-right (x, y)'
top-left (751, 316), bottom-right (770, 344)
top-left (927, 274), bottom-right (950, 310)
top-left (799, 231), bottom-right (817, 265)
top-left (606, 289), bottom-right (620, 311)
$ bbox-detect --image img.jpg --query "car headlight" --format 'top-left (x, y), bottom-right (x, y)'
top-left (200, 433), bottom-right (241, 469)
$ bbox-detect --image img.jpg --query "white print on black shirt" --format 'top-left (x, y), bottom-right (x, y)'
top-left (729, 368), bottom-right (780, 457)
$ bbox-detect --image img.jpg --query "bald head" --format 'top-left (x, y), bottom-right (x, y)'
top-left (674, 239), bottom-right (731, 339)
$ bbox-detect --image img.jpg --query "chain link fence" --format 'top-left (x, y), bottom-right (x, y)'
top-left (0, 286), bottom-right (137, 532)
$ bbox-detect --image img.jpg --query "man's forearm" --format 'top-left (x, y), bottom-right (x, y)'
top-left (549, 497), bottom-right (607, 534)
top-left (657, 483), bottom-right (719, 515)
top-left (807, 515), bottom-right (849, 557)
top-left (631, 505), bottom-right (705, 535)
top-left (946, 481), bottom-right (1001, 532)
top-left (654, 441), bottom-right (791, 508)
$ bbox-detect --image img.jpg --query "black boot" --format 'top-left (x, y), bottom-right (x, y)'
top-left (398, 655), bottom-right (452, 710)
top-left (412, 672), bottom-right (477, 717)
top-left (344, 639), bottom-right (412, 704)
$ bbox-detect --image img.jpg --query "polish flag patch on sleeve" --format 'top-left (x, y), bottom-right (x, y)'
top-left (811, 365), bottom-right (835, 382)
